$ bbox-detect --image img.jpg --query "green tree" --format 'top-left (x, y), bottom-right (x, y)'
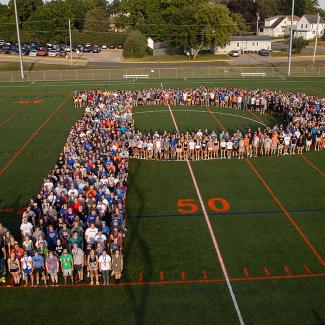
top-left (168, 2), bottom-right (237, 59)
top-left (65, 0), bottom-right (87, 31)
top-left (290, 36), bottom-right (309, 53)
top-left (8, 0), bottom-right (43, 22)
top-left (231, 12), bottom-right (250, 33)
top-left (123, 30), bottom-right (147, 58)
top-left (84, 7), bottom-right (109, 32)
top-left (25, 0), bottom-right (75, 43)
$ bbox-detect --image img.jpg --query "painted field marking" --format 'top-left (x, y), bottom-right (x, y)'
top-left (284, 265), bottom-right (291, 275)
top-left (177, 197), bottom-right (230, 214)
top-left (246, 159), bottom-right (325, 267)
top-left (304, 264), bottom-right (312, 274)
top-left (160, 272), bottom-right (164, 282)
top-left (1, 272), bottom-right (325, 290)
top-left (0, 93), bottom-right (43, 129)
top-left (206, 107), bottom-right (325, 267)
top-left (167, 103), bottom-right (245, 325)
top-left (248, 110), bottom-right (266, 125)
top-left (301, 155), bottom-right (325, 177)
top-left (243, 268), bottom-right (249, 278)
top-left (0, 92), bottom-right (72, 178)
top-left (202, 270), bottom-right (207, 280)
top-left (263, 267), bottom-right (271, 277)
top-left (133, 109), bottom-right (267, 126)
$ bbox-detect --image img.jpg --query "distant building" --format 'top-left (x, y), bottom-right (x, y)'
top-left (295, 14), bottom-right (325, 40)
top-left (259, 15), bottom-right (300, 37)
top-left (214, 36), bottom-right (272, 54)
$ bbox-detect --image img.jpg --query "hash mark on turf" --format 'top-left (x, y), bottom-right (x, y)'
top-left (243, 268), bottom-right (249, 278)
top-left (304, 264), bottom-right (312, 274)
top-left (263, 267), bottom-right (271, 277)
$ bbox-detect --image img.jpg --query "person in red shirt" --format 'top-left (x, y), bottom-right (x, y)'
top-left (12, 243), bottom-right (24, 259)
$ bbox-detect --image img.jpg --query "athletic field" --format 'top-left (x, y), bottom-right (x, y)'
top-left (0, 78), bottom-right (324, 324)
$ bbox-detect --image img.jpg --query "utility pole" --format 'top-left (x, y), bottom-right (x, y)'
top-left (313, 13), bottom-right (320, 63)
top-left (288, 0), bottom-right (295, 77)
top-left (69, 19), bottom-right (73, 66)
top-left (256, 12), bottom-right (260, 35)
top-left (13, 0), bottom-right (24, 80)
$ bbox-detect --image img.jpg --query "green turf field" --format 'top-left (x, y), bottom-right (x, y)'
top-left (0, 78), bottom-right (324, 325)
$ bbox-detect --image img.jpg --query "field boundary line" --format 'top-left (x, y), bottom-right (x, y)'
top-left (247, 110), bottom-right (266, 125)
top-left (207, 108), bottom-right (227, 131)
top-left (245, 159), bottom-right (325, 266)
top-left (0, 92), bottom-right (72, 178)
top-left (1, 272), bottom-right (325, 290)
top-left (167, 104), bottom-right (245, 325)
top-left (206, 107), bottom-right (325, 267)
top-left (0, 93), bottom-right (44, 129)
top-left (301, 155), bottom-right (325, 177)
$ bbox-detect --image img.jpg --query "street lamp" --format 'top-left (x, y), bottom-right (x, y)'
top-left (13, 0), bottom-right (24, 80)
top-left (288, 0), bottom-right (295, 77)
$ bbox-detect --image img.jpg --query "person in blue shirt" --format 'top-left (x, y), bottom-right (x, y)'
top-left (32, 252), bottom-right (47, 286)
top-left (86, 210), bottom-right (97, 226)
top-left (47, 225), bottom-right (58, 250)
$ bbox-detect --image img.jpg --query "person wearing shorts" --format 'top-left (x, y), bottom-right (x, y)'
top-left (87, 249), bottom-right (99, 285)
top-left (21, 251), bottom-right (34, 287)
top-left (72, 243), bottom-right (84, 282)
top-left (46, 251), bottom-right (59, 286)
top-left (220, 139), bottom-right (226, 159)
top-left (8, 252), bottom-right (20, 286)
top-left (60, 249), bottom-right (74, 284)
top-left (32, 251), bottom-right (47, 286)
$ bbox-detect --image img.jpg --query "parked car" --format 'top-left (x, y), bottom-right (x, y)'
top-left (59, 50), bottom-right (67, 57)
top-left (48, 49), bottom-right (57, 57)
top-left (0, 46), bottom-right (10, 54)
top-left (258, 49), bottom-right (270, 56)
top-left (117, 44), bottom-right (123, 49)
top-left (102, 44), bottom-right (107, 49)
top-left (21, 48), bottom-right (30, 56)
top-left (29, 49), bottom-right (38, 56)
top-left (37, 47), bottom-right (48, 56)
top-left (9, 49), bottom-right (19, 55)
top-left (83, 46), bottom-right (92, 53)
top-left (229, 50), bottom-right (240, 57)
top-left (0, 40), bottom-right (5, 46)
top-left (92, 46), bottom-right (101, 53)
top-left (109, 44), bottom-right (116, 49)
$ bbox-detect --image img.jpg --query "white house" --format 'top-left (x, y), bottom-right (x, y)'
top-left (214, 36), bottom-right (272, 54)
top-left (259, 15), bottom-right (300, 37)
top-left (295, 14), bottom-right (325, 40)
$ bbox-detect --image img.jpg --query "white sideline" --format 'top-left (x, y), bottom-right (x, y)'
top-left (167, 104), bottom-right (245, 325)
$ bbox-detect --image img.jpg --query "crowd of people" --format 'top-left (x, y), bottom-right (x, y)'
top-left (0, 86), bottom-right (324, 287)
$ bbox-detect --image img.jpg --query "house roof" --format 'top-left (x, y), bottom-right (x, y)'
top-left (303, 14), bottom-right (325, 24)
top-left (230, 36), bottom-right (273, 42)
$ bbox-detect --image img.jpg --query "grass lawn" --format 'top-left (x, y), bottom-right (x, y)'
top-left (0, 77), bottom-right (324, 324)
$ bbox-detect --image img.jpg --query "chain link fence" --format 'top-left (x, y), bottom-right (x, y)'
top-left (1, 66), bottom-right (325, 82)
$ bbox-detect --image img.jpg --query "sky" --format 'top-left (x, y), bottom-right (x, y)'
top-left (0, 0), bottom-right (325, 8)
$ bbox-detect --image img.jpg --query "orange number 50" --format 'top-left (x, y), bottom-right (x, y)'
top-left (177, 198), bottom-right (230, 214)
top-left (177, 199), bottom-right (199, 214)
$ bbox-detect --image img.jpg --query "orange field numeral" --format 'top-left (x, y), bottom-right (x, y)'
top-left (177, 197), bottom-right (230, 214)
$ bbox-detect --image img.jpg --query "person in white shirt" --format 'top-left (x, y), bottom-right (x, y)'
top-left (98, 250), bottom-right (111, 285)
top-left (85, 223), bottom-right (98, 245)
top-left (21, 251), bottom-right (34, 286)
top-left (226, 140), bottom-right (233, 159)
top-left (20, 218), bottom-right (33, 239)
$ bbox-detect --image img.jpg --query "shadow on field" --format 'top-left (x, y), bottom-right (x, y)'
top-left (0, 193), bottom-right (23, 238)
top-left (124, 159), bottom-right (153, 324)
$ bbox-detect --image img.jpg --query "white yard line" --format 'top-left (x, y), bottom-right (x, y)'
top-left (166, 104), bottom-right (245, 325)
top-left (134, 109), bottom-right (266, 126)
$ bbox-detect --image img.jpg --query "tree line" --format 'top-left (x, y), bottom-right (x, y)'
top-left (0, 0), bottom-right (322, 58)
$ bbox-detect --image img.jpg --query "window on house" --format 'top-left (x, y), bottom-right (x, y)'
top-left (237, 43), bottom-right (239, 47)
top-left (257, 42), bottom-right (259, 46)
top-left (301, 24), bottom-right (303, 28)
top-left (252, 42), bottom-right (255, 46)
top-left (305, 24), bottom-right (307, 28)
top-left (313, 30), bottom-right (315, 34)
